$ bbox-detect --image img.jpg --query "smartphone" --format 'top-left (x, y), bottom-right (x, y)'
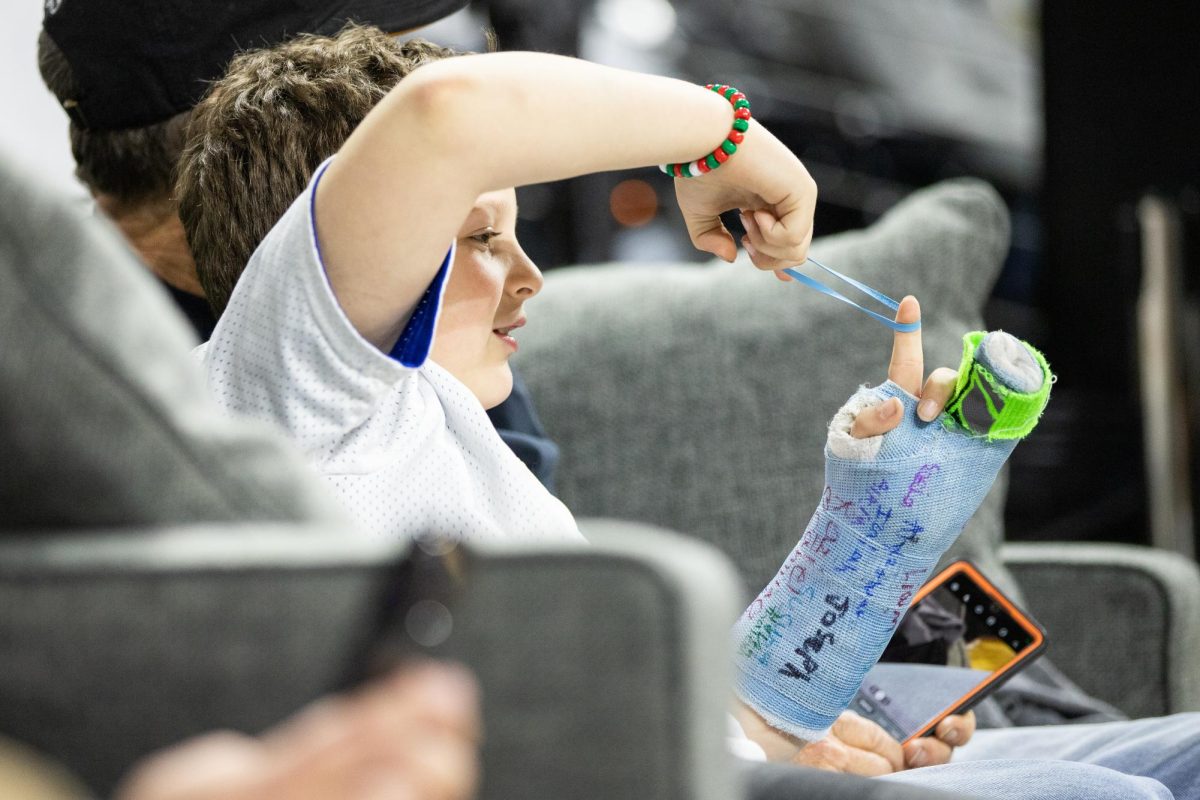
top-left (851, 560), bottom-right (1046, 743)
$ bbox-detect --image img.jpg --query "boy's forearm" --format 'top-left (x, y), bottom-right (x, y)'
top-left (378, 52), bottom-right (736, 190)
top-left (316, 52), bottom-right (767, 351)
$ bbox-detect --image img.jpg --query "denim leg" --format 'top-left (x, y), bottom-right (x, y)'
top-left (948, 713), bottom-right (1200, 800)
top-left (879, 758), bottom-right (1173, 800)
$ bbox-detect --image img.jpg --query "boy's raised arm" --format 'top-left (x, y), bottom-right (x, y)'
top-left (314, 52), bottom-right (817, 350)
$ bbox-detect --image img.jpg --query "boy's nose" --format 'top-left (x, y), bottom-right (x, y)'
top-left (509, 248), bottom-right (543, 298)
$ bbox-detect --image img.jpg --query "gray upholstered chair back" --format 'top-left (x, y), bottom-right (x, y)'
top-left (516, 179), bottom-right (1019, 600)
top-left (0, 522), bottom-right (743, 800)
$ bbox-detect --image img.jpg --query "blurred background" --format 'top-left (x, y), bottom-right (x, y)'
top-left (5, 0), bottom-right (1199, 557)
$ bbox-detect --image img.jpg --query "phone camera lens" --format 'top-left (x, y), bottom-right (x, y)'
top-left (986, 615), bottom-right (997, 626)
top-left (974, 604), bottom-right (985, 614)
top-left (998, 627), bottom-right (1008, 637)
top-left (962, 593), bottom-right (971, 603)
top-left (949, 581), bottom-right (960, 592)
top-left (1012, 640), bottom-right (1021, 649)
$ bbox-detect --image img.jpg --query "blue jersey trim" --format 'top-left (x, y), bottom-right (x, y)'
top-left (307, 157), bottom-right (451, 370)
top-left (388, 248), bottom-right (451, 368)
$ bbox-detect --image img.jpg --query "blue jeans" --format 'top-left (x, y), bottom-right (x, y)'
top-left (878, 713), bottom-right (1200, 799)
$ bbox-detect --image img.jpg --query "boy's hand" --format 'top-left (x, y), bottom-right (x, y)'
top-left (674, 120), bottom-right (817, 271)
top-left (850, 296), bottom-right (959, 439)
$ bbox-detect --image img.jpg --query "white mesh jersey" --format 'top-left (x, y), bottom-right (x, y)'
top-left (196, 161), bottom-right (582, 545)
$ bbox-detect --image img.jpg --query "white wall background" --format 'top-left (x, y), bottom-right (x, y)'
top-left (0, 3), bottom-right (87, 203)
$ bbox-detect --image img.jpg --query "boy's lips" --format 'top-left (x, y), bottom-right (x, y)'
top-left (492, 317), bottom-right (525, 336)
top-left (492, 317), bottom-right (525, 352)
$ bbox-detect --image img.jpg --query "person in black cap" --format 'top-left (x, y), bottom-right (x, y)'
top-left (37, 0), bottom-right (466, 338)
top-left (36, 0), bottom-right (562, 493)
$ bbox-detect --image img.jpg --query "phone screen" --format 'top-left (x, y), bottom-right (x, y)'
top-left (850, 563), bottom-right (1044, 742)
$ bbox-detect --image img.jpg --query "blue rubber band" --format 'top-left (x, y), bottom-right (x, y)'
top-left (781, 257), bottom-right (920, 333)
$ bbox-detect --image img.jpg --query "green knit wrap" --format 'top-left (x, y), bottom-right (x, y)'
top-left (944, 331), bottom-right (1053, 441)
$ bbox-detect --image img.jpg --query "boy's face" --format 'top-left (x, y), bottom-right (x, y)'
top-left (431, 189), bottom-right (542, 409)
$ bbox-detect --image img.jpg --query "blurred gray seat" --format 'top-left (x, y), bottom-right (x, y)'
top-left (517, 178), bottom-right (1200, 719)
top-left (0, 150), bottom-right (975, 800)
top-left (0, 522), bottom-right (970, 800)
top-left (0, 523), bottom-right (748, 799)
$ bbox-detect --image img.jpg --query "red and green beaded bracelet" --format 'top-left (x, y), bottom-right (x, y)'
top-left (660, 83), bottom-right (751, 178)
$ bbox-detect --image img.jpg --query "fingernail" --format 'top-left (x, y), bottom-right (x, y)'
top-left (942, 729), bottom-right (960, 745)
top-left (744, 241), bottom-right (758, 259)
top-left (918, 400), bottom-right (937, 421)
top-left (908, 746), bottom-right (926, 767)
top-left (878, 400), bottom-right (899, 420)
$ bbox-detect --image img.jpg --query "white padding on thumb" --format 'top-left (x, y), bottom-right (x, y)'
top-left (827, 387), bottom-right (886, 461)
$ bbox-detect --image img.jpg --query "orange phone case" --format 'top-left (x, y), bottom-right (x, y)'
top-left (900, 560), bottom-right (1046, 743)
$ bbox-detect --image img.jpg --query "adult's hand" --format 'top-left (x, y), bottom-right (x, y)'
top-left (903, 711), bottom-right (977, 768)
top-left (790, 710), bottom-right (904, 776)
top-left (115, 662), bottom-right (480, 800)
top-left (792, 709), bottom-right (976, 776)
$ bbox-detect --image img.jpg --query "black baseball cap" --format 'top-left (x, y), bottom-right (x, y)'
top-left (43, 0), bottom-right (469, 131)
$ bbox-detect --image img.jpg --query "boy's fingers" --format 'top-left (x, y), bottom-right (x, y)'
top-left (917, 367), bottom-right (960, 422)
top-left (849, 397), bottom-right (903, 439)
top-left (685, 216), bottom-right (738, 263)
top-left (888, 296), bottom-right (923, 396)
top-left (740, 209), bottom-right (811, 268)
top-left (754, 182), bottom-right (817, 247)
top-left (754, 207), bottom-right (811, 250)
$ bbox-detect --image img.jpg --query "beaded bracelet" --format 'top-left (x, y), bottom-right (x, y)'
top-left (659, 83), bottom-right (751, 178)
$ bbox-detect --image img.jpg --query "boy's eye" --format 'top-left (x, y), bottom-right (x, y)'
top-left (470, 229), bottom-right (500, 249)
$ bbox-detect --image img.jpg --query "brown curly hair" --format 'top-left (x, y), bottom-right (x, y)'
top-left (176, 24), bottom-right (462, 317)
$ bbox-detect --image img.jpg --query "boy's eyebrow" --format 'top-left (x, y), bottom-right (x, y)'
top-left (484, 200), bottom-right (518, 228)
top-left (466, 191), bottom-right (517, 229)
top-left (462, 205), bottom-right (496, 230)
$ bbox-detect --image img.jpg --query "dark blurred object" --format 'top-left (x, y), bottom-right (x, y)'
top-left (665, 0), bottom-right (1044, 328)
top-left (486, 0), bottom-right (1047, 294)
top-left (481, 0), bottom-right (1200, 552)
top-left (670, 0), bottom-right (1039, 188)
top-left (1031, 0), bottom-right (1200, 552)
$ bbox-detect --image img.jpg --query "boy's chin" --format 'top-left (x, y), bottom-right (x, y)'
top-left (477, 365), bottom-right (515, 410)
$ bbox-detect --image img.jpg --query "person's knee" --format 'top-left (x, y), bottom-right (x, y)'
top-left (877, 759), bottom-right (1173, 800)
